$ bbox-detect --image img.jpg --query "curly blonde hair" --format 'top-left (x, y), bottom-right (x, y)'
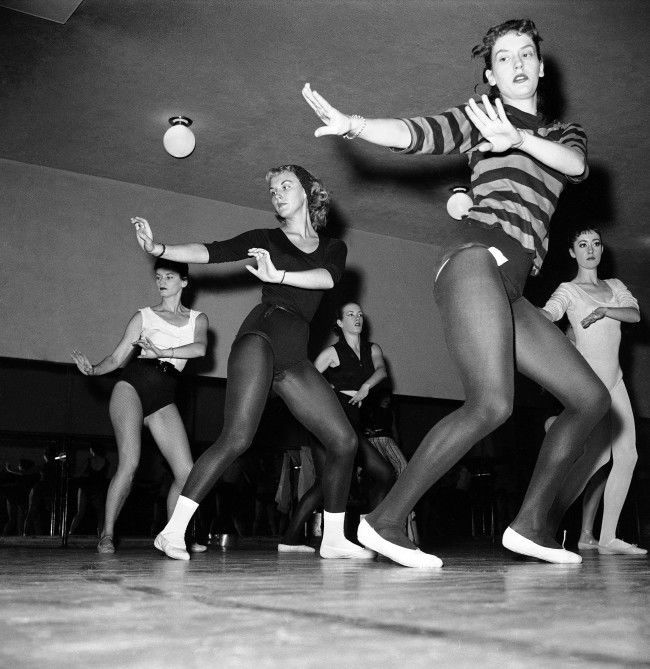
top-left (265, 164), bottom-right (330, 231)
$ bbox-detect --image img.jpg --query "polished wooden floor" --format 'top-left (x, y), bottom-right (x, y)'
top-left (1, 539), bottom-right (648, 668)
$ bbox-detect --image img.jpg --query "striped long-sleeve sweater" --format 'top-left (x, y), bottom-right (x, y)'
top-left (393, 103), bottom-right (588, 275)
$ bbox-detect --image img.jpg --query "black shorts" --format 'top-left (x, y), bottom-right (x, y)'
top-left (234, 303), bottom-right (310, 377)
top-left (434, 222), bottom-right (534, 303)
top-left (119, 358), bottom-right (179, 417)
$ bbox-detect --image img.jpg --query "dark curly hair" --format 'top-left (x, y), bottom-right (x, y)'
top-left (265, 164), bottom-right (330, 231)
top-left (154, 257), bottom-right (189, 281)
top-left (568, 226), bottom-right (601, 249)
top-left (472, 19), bottom-right (543, 99)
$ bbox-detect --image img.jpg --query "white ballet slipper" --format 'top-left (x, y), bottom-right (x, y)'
top-left (319, 540), bottom-right (376, 560)
top-left (189, 542), bottom-right (207, 553)
top-left (357, 518), bottom-right (442, 568)
top-left (154, 532), bottom-right (189, 561)
top-left (502, 527), bottom-right (582, 564)
top-left (597, 538), bottom-right (648, 555)
top-left (278, 543), bottom-right (316, 553)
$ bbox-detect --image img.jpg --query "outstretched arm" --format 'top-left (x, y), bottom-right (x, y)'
top-left (71, 312), bottom-right (143, 376)
top-left (302, 83), bottom-right (411, 149)
top-left (133, 217), bottom-right (209, 263)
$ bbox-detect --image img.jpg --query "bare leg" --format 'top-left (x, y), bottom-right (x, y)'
top-left (68, 488), bottom-right (87, 535)
top-left (103, 381), bottom-right (144, 539)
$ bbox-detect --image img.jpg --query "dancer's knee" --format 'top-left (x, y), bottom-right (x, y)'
top-left (468, 394), bottom-right (512, 433)
top-left (327, 427), bottom-right (357, 462)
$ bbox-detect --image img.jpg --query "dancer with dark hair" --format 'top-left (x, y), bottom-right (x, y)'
top-left (278, 301), bottom-right (395, 552)
top-left (543, 228), bottom-right (644, 555)
top-left (136, 165), bottom-right (374, 561)
top-left (71, 258), bottom-right (208, 553)
top-left (302, 18), bottom-right (609, 566)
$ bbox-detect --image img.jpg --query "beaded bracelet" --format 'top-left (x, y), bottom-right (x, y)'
top-left (344, 115), bottom-right (367, 140)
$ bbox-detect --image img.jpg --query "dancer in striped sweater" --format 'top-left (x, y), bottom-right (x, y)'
top-left (302, 18), bottom-right (609, 566)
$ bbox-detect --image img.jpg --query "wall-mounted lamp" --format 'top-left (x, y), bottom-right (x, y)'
top-left (446, 186), bottom-right (473, 220)
top-left (163, 116), bottom-right (195, 158)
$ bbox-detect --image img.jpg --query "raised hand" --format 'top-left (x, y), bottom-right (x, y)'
top-left (132, 216), bottom-right (155, 253)
top-left (465, 96), bottom-right (523, 153)
top-left (71, 349), bottom-right (94, 375)
top-left (246, 248), bottom-right (283, 283)
top-left (302, 83), bottom-right (353, 137)
top-left (134, 336), bottom-right (164, 359)
top-left (581, 307), bottom-right (608, 329)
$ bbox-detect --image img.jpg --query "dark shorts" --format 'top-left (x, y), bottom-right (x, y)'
top-left (336, 391), bottom-right (361, 431)
top-left (118, 358), bottom-right (179, 417)
top-left (234, 303), bottom-right (310, 377)
top-left (434, 223), bottom-right (534, 303)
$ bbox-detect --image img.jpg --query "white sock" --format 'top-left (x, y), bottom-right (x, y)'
top-left (161, 495), bottom-right (198, 546)
top-left (322, 511), bottom-right (354, 547)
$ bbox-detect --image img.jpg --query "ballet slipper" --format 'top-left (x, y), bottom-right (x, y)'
top-left (319, 540), bottom-right (376, 560)
top-left (189, 542), bottom-right (207, 553)
top-left (597, 538), bottom-right (648, 555)
top-left (154, 532), bottom-right (190, 561)
top-left (357, 518), bottom-right (442, 568)
top-left (278, 543), bottom-right (316, 553)
top-left (502, 527), bottom-right (582, 564)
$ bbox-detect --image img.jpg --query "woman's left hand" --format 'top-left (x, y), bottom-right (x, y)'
top-left (246, 248), bottom-right (283, 283)
top-left (348, 384), bottom-right (369, 406)
top-left (465, 96), bottom-right (522, 153)
top-left (581, 307), bottom-right (608, 328)
top-left (134, 336), bottom-right (164, 359)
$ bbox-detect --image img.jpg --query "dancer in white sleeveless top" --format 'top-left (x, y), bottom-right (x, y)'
top-left (71, 258), bottom-right (208, 554)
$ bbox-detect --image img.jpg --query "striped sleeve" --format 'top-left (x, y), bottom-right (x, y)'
top-left (543, 283), bottom-right (573, 321)
top-left (391, 106), bottom-right (478, 155)
top-left (609, 279), bottom-right (640, 311)
top-left (559, 122), bottom-right (589, 183)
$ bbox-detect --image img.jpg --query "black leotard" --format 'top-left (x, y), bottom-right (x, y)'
top-left (206, 228), bottom-right (347, 374)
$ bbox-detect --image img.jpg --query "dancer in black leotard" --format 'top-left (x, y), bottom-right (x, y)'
top-left (135, 165), bottom-right (375, 561)
top-left (318, 303), bottom-right (395, 505)
top-left (302, 19), bottom-right (610, 566)
top-left (278, 302), bottom-right (394, 551)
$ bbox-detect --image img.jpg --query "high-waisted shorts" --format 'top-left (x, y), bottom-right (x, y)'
top-left (434, 223), bottom-right (535, 304)
top-left (235, 303), bottom-right (310, 377)
top-left (119, 358), bottom-right (179, 417)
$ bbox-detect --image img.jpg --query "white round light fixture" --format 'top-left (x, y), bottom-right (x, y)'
top-left (163, 116), bottom-right (195, 158)
top-left (446, 186), bottom-right (473, 220)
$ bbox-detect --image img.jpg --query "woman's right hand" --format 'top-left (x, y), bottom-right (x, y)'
top-left (302, 83), bottom-right (353, 137)
top-left (71, 350), bottom-right (94, 376)
top-left (132, 216), bottom-right (155, 253)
